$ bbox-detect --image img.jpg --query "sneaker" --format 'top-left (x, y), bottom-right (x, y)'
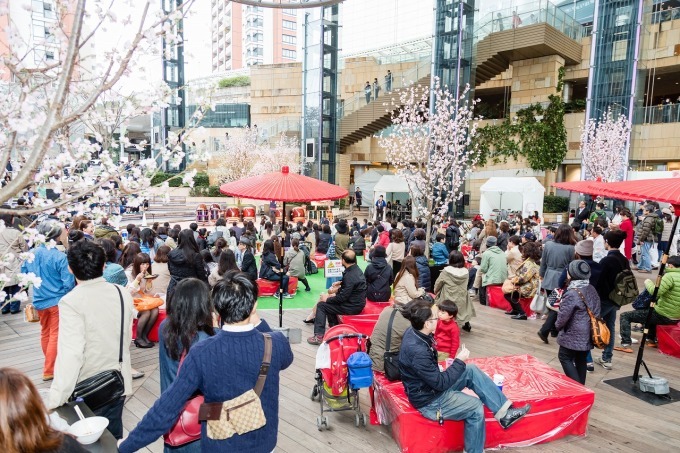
top-left (595, 357), bottom-right (612, 370)
top-left (586, 363), bottom-right (595, 372)
top-left (468, 289), bottom-right (477, 296)
top-left (631, 338), bottom-right (639, 344)
top-left (283, 293), bottom-right (293, 299)
top-left (528, 313), bottom-right (537, 320)
top-left (499, 404), bottom-right (531, 429)
top-left (631, 325), bottom-right (643, 332)
top-left (305, 287), bottom-right (311, 292)
top-left (620, 342), bottom-right (632, 348)
top-left (511, 314), bottom-right (527, 320)
top-left (307, 335), bottom-right (323, 345)
top-left (42, 375), bottom-right (54, 382)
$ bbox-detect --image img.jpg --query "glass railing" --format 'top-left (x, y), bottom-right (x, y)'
top-left (475, 0), bottom-right (584, 42)
top-left (652, 7), bottom-right (680, 24)
top-left (256, 117), bottom-right (302, 143)
top-left (636, 104), bottom-right (680, 124)
top-left (337, 57), bottom-right (431, 118)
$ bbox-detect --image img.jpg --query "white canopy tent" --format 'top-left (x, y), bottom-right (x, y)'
top-left (352, 170), bottom-right (393, 207)
top-left (373, 174), bottom-right (411, 193)
top-left (479, 177), bottom-right (545, 220)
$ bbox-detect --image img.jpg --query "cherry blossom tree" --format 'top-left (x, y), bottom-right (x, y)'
top-left (380, 77), bottom-right (481, 253)
top-left (580, 108), bottom-right (632, 182)
top-left (0, 0), bottom-right (208, 309)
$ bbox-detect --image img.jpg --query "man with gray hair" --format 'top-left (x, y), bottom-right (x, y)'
top-left (21, 220), bottom-right (75, 381)
top-left (634, 204), bottom-right (658, 273)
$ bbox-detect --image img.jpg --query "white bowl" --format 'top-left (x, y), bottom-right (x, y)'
top-left (68, 416), bottom-right (109, 445)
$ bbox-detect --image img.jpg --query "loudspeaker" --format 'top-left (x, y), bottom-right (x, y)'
top-left (463, 193), bottom-right (470, 206)
top-left (305, 139), bottom-right (315, 162)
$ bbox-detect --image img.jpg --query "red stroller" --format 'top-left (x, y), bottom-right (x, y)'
top-left (310, 325), bottom-right (370, 430)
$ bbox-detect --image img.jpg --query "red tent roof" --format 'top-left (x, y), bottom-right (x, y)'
top-left (219, 166), bottom-right (349, 202)
top-left (553, 180), bottom-right (609, 196)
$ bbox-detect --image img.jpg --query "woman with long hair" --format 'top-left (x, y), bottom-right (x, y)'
top-left (434, 251), bottom-right (474, 332)
top-left (260, 239), bottom-right (292, 298)
top-left (504, 241), bottom-right (541, 320)
top-left (618, 207), bottom-right (635, 262)
top-left (537, 224), bottom-right (577, 343)
top-left (140, 228), bottom-right (163, 260)
top-left (211, 237), bottom-right (228, 260)
top-left (158, 278), bottom-right (215, 453)
top-left (127, 253), bottom-right (161, 348)
top-left (0, 367), bottom-right (87, 453)
top-left (167, 229), bottom-right (208, 303)
top-left (208, 249), bottom-right (239, 287)
top-left (386, 228), bottom-right (406, 277)
top-left (317, 224), bottom-right (332, 254)
top-left (261, 221), bottom-right (275, 241)
top-left (393, 256), bottom-right (426, 304)
top-left (479, 219), bottom-right (498, 253)
top-left (119, 241), bottom-right (142, 269)
top-left (284, 238), bottom-right (312, 292)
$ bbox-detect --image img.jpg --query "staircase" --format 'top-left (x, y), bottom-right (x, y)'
top-left (121, 196), bottom-right (196, 224)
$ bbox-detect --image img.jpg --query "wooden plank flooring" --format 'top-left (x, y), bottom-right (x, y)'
top-left (2, 297), bottom-right (679, 453)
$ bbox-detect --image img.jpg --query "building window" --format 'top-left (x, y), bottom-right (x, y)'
top-left (283, 20), bottom-right (296, 30)
top-left (44, 27), bottom-right (51, 37)
top-left (282, 34), bottom-right (296, 45)
top-left (282, 8), bottom-right (296, 16)
top-left (45, 50), bottom-right (54, 60)
top-left (43, 2), bottom-right (54, 18)
top-left (283, 49), bottom-right (296, 59)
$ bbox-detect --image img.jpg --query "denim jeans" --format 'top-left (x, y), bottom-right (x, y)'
top-left (638, 241), bottom-right (653, 271)
top-left (600, 300), bottom-right (619, 362)
top-left (93, 396), bottom-right (125, 439)
top-left (419, 364), bottom-right (511, 453)
top-left (1, 284), bottom-right (20, 313)
top-left (620, 308), bottom-right (649, 344)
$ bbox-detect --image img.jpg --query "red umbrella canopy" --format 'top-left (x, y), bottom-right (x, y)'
top-left (553, 180), bottom-right (609, 196)
top-left (219, 166), bottom-right (349, 202)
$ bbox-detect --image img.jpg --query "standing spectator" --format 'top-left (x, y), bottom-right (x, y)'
top-left (659, 208), bottom-right (674, 259)
top-left (386, 228), bottom-right (406, 276)
top-left (21, 220), bottom-right (75, 381)
top-left (537, 225), bottom-right (577, 343)
top-left (393, 256), bottom-right (426, 304)
top-left (385, 69), bottom-right (393, 92)
top-left (573, 200), bottom-right (590, 230)
top-left (167, 230), bottom-right (209, 303)
top-left (364, 246), bottom-right (394, 302)
top-left (307, 250), bottom-right (367, 345)
top-left (209, 248), bottom-right (239, 287)
top-left (118, 273), bottom-right (293, 453)
top-left (375, 195), bottom-right (387, 222)
top-left (159, 278), bottom-right (215, 453)
top-left (555, 260), bottom-right (600, 385)
top-left (284, 238), bottom-right (312, 292)
top-left (435, 251), bottom-right (475, 332)
top-left (0, 367), bottom-right (88, 453)
top-left (618, 207), bottom-right (635, 261)
top-left (364, 81), bottom-right (372, 104)
top-left (373, 77), bottom-right (380, 99)
top-left (505, 236), bottom-right (523, 279)
top-left (504, 241), bottom-right (541, 320)
top-left (355, 186), bottom-right (363, 208)
top-left (98, 238), bottom-right (129, 287)
top-left (260, 240), bottom-right (292, 299)
top-left (590, 225), bottom-right (607, 263)
top-left (230, 221), bottom-right (243, 243)
top-left (0, 212), bottom-right (27, 315)
top-left (445, 219), bottom-right (461, 253)
top-left (496, 12), bottom-right (504, 31)
top-left (635, 204), bottom-right (658, 273)
top-left (410, 245), bottom-right (432, 292)
top-left (434, 299), bottom-right (461, 361)
top-left (512, 10), bottom-right (522, 28)
top-left (478, 236), bottom-right (508, 306)
top-left (46, 240), bottom-right (134, 439)
top-left (594, 229), bottom-right (629, 370)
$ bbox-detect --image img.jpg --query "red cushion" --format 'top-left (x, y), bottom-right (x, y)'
top-left (337, 301), bottom-right (392, 337)
top-left (658, 323), bottom-right (680, 358)
top-left (256, 277), bottom-right (298, 297)
top-left (132, 308), bottom-right (167, 343)
top-left (486, 285), bottom-right (534, 316)
top-left (372, 355), bottom-right (594, 452)
top-left (313, 253), bottom-right (327, 268)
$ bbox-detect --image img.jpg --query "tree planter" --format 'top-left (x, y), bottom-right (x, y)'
top-left (543, 212), bottom-right (568, 224)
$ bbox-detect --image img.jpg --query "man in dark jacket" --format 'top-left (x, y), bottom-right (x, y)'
top-left (230, 221), bottom-right (243, 242)
top-left (364, 246), bottom-right (394, 302)
top-left (445, 218), bottom-right (461, 253)
top-left (308, 250), bottom-right (367, 345)
top-left (594, 229), bottom-right (629, 370)
top-left (348, 230), bottom-right (366, 253)
top-left (399, 299), bottom-right (530, 453)
top-left (572, 200), bottom-right (590, 230)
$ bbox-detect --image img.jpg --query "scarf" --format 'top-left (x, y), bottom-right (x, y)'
top-left (567, 279), bottom-right (590, 291)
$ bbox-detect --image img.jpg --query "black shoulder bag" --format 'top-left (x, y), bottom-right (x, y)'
top-left (383, 308), bottom-right (401, 381)
top-left (70, 285), bottom-right (126, 411)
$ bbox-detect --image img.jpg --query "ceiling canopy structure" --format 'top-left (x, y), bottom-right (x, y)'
top-left (229, 0), bottom-right (344, 8)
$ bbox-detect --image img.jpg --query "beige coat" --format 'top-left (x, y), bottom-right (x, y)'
top-left (386, 241), bottom-right (405, 267)
top-left (152, 262), bottom-right (172, 296)
top-left (48, 278), bottom-right (135, 409)
top-left (0, 226), bottom-right (27, 285)
top-left (506, 246), bottom-right (523, 279)
top-left (393, 271), bottom-right (425, 304)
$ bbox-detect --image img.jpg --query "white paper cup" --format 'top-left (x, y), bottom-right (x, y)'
top-left (493, 373), bottom-right (505, 391)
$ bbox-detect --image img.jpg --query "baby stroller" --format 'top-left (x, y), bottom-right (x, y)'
top-left (310, 325), bottom-right (371, 431)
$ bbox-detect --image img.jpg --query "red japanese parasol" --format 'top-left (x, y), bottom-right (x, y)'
top-left (219, 166), bottom-right (348, 202)
top-left (552, 180), bottom-right (610, 197)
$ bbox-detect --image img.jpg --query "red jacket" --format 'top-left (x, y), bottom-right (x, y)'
top-left (434, 319), bottom-right (460, 357)
top-left (377, 230), bottom-right (390, 248)
top-left (620, 218), bottom-right (634, 260)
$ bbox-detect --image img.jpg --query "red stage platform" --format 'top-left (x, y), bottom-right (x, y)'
top-left (372, 354), bottom-right (594, 452)
top-left (658, 323), bottom-right (680, 358)
top-left (486, 285), bottom-right (534, 317)
top-left (132, 308), bottom-right (167, 343)
top-left (256, 277), bottom-right (298, 297)
top-left (337, 301), bottom-right (392, 337)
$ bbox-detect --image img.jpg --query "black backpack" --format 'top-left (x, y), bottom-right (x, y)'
top-left (609, 269), bottom-right (639, 306)
top-left (446, 225), bottom-right (460, 250)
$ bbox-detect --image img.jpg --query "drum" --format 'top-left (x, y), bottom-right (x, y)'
top-left (242, 206), bottom-right (256, 222)
top-left (272, 208), bottom-right (283, 219)
top-left (196, 204), bottom-right (209, 224)
top-left (210, 204), bottom-right (221, 222)
top-left (291, 206), bottom-right (306, 224)
top-left (225, 206), bottom-right (241, 223)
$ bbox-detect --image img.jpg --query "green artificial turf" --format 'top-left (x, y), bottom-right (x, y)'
top-left (256, 255), bottom-right (368, 310)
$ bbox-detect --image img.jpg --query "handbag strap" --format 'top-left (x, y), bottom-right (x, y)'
top-left (113, 285), bottom-right (124, 367)
top-left (385, 308), bottom-right (398, 352)
top-left (254, 334), bottom-right (272, 397)
top-left (574, 288), bottom-right (596, 319)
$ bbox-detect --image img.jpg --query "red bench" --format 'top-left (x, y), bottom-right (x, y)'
top-left (132, 308), bottom-right (167, 343)
top-left (371, 354), bottom-right (594, 452)
top-left (486, 285), bottom-right (534, 317)
top-left (256, 277), bottom-right (299, 297)
top-left (337, 300), bottom-right (392, 337)
top-left (658, 323), bottom-right (680, 358)
top-left (313, 253), bottom-right (327, 269)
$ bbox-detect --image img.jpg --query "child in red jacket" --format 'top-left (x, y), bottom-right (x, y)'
top-left (435, 299), bottom-right (461, 361)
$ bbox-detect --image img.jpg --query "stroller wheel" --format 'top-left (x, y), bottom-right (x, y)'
top-left (310, 386), bottom-right (319, 401)
top-left (317, 416), bottom-right (329, 431)
top-left (361, 413), bottom-right (368, 427)
top-left (316, 416), bottom-right (323, 431)
top-left (355, 413), bottom-right (361, 428)
top-left (322, 416), bottom-right (329, 429)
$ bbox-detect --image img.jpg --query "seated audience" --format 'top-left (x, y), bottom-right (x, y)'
top-left (260, 239), bottom-right (292, 299)
top-left (393, 256), bottom-right (426, 304)
top-left (434, 299), bottom-right (461, 361)
top-left (435, 251), bottom-right (474, 332)
top-left (479, 236), bottom-right (508, 306)
top-left (410, 245), bottom-right (431, 292)
top-left (364, 246), bottom-right (394, 302)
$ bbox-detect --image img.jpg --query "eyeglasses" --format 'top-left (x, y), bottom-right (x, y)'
top-left (427, 317), bottom-right (439, 322)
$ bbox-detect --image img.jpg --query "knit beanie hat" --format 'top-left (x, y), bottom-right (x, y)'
top-left (486, 236), bottom-right (497, 247)
top-left (574, 240), bottom-right (593, 257)
top-left (568, 260), bottom-right (591, 281)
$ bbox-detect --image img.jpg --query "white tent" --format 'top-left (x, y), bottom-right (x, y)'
top-left (352, 169), bottom-right (392, 207)
top-left (374, 174), bottom-right (411, 193)
top-left (479, 177), bottom-right (545, 220)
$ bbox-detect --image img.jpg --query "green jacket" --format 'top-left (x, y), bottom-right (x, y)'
top-left (645, 267), bottom-right (680, 320)
top-left (480, 246), bottom-right (508, 286)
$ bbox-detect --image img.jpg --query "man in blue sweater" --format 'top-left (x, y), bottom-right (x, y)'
top-left (119, 272), bottom-right (293, 453)
top-left (399, 299), bottom-right (530, 453)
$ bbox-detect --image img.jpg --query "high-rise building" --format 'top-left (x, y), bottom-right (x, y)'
top-left (210, 0), bottom-right (300, 73)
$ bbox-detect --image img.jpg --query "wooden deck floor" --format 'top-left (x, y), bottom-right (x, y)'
top-left (2, 299), bottom-right (679, 453)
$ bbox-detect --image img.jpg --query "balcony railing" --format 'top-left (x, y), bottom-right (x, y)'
top-left (636, 104), bottom-right (680, 124)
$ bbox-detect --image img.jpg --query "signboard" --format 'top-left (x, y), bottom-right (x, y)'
top-left (324, 259), bottom-right (344, 278)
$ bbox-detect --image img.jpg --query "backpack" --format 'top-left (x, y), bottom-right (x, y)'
top-left (653, 218), bottom-right (665, 236)
top-left (609, 269), bottom-right (639, 306)
top-left (593, 210), bottom-right (607, 225)
top-left (306, 260), bottom-right (319, 275)
top-left (347, 352), bottom-right (373, 389)
top-left (446, 225), bottom-right (460, 250)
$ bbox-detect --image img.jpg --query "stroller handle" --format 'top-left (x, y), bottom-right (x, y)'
top-left (323, 333), bottom-right (370, 344)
